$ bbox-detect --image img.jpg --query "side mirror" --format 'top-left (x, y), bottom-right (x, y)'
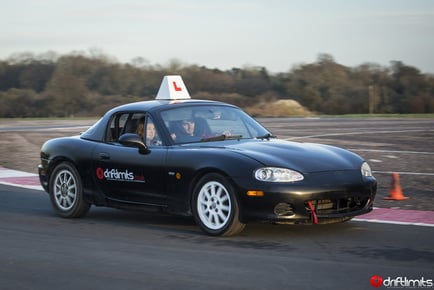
top-left (118, 133), bottom-right (150, 154)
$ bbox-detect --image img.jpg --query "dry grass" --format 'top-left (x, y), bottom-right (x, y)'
top-left (0, 119), bottom-right (94, 173)
top-left (245, 99), bottom-right (312, 117)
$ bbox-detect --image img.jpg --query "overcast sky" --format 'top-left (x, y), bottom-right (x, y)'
top-left (1, 0), bottom-right (434, 73)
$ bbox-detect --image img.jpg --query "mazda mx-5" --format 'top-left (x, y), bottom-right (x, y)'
top-left (38, 75), bottom-right (377, 236)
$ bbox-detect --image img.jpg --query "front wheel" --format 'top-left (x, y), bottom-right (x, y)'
top-left (49, 162), bottom-right (91, 218)
top-left (192, 173), bottom-right (245, 236)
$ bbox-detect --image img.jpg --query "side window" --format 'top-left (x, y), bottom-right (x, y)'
top-left (127, 113), bottom-right (145, 138)
top-left (105, 112), bottom-right (146, 143)
top-left (105, 113), bottom-right (129, 143)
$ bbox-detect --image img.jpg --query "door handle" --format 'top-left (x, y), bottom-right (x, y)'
top-left (99, 153), bottom-right (110, 160)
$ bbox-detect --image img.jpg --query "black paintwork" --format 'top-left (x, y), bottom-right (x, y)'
top-left (39, 99), bottom-right (377, 224)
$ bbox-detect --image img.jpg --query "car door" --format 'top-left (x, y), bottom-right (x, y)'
top-left (93, 112), bottom-right (168, 206)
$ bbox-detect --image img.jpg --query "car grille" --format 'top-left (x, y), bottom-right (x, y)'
top-left (305, 196), bottom-right (370, 215)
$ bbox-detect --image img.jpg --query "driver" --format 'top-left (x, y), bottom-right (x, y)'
top-left (171, 119), bottom-right (195, 141)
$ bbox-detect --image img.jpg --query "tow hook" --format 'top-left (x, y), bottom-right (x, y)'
top-left (307, 200), bottom-right (318, 224)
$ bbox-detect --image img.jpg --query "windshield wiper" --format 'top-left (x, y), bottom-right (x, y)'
top-left (256, 133), bottom-right (276, 140)
top-left (200, 134), bottom-right (242, 142)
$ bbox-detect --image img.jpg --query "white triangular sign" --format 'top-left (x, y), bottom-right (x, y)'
top-left (155, 75), bottom-right (191, 100)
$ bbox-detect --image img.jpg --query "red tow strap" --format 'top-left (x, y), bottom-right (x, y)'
top-left (307, 200), bottom-right (318, 224)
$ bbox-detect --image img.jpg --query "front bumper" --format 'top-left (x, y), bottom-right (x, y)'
top-left (235, 173), bottom-right (377, 224)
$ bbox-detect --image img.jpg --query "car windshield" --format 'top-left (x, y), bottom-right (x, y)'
top-left (160, 105), bottom-right (271, 144)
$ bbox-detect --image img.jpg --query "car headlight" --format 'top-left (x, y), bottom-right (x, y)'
top-left (254, 167), bottom-right (304, 182)
top-left (361, 162), bottom-right (372, 177)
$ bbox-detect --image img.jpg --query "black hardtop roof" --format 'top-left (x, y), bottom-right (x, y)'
top-left (106, 99), bottom-right (232, 115)
top-left (81, 98), bottom-right (238, 142)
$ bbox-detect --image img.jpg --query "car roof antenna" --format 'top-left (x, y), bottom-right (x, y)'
top-left (155, 75), bottom-right (191, 100)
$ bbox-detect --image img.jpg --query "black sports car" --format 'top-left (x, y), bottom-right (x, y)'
top-left (38, 75), bottom-right (377, 236)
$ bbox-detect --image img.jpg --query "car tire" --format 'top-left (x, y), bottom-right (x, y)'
top-left (192, 173), bottom-right (246, 236)
top-left (49, 162), bottom-right (91, 218)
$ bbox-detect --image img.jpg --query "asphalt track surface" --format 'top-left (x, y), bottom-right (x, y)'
top-left (0, 117), bottom-right (433, 289)
top-left (1, 184), bottom-right (434, 290)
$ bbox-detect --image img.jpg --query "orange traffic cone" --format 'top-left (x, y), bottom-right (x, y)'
top-left (384, 172), bottom-right (409, 200)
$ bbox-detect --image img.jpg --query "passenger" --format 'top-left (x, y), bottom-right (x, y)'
top-left (146, 121), bottom-right (161, 146)
top-left (136, 117), bottom-right (160, 145)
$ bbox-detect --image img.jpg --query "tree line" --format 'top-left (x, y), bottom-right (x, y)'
top-left (1, 51), bottom-right (433, 117)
